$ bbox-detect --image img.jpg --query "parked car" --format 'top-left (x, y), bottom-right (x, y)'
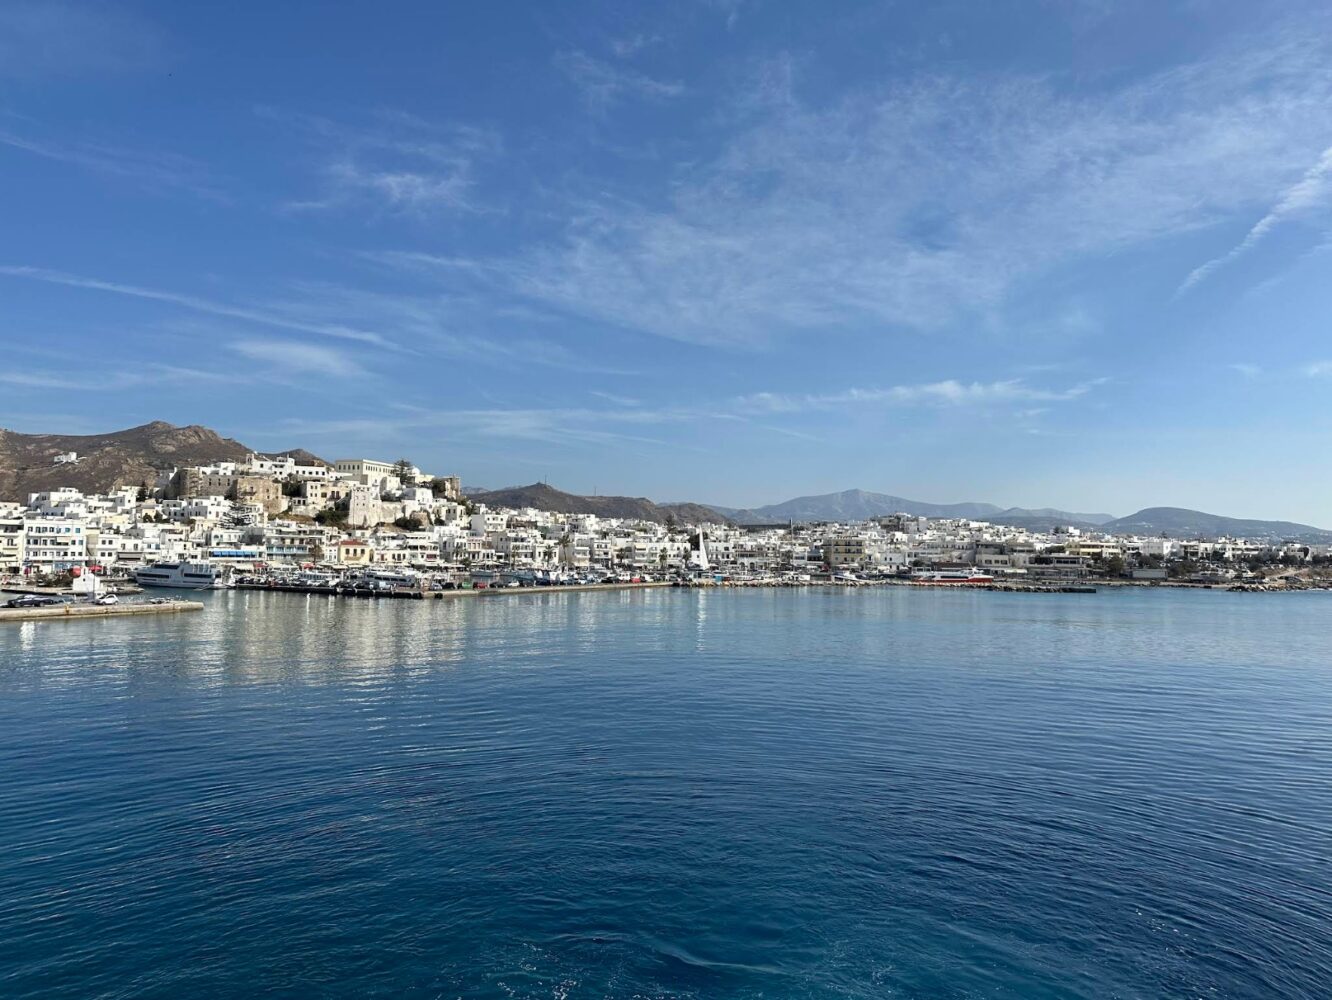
top-left (5, 594), bottom-right (65, 609)
top-left (94, 593), bottom-right (120, 606)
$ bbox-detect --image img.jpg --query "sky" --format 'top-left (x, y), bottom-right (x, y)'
top-left (2, 1), bottom-right (1332, 522)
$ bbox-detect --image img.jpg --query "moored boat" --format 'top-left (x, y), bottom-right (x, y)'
top-left (134, 561), bottom-right (229, 589)
top-left (910, 568), bottom-right (995, 585)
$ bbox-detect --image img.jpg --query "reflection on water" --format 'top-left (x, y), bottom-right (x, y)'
top-left (2, 587), bottom-right (1331, 999)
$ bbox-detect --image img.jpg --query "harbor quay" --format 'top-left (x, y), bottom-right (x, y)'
top-left (0, 600), bottom-right (204, 623)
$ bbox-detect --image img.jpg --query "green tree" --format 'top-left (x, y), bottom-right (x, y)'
top-left (1170, 558), bottom-right (1198, 579)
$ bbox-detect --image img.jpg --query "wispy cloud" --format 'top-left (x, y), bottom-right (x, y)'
top-left (323, 161), bottom-right (475, 212)
top-left (0, 1), bottom-right (167, 80)
top-left (0, 127), bottom-right (222, 199)
top-left (260, 107), bottom-right (500, 216)
top-left (554, 50), bottom-right (684, 111)
top-left (1304, 361), bottom-right (1332, 377)
top-left (0, 265), bottom-right (394, 347)
top-left (0, 363), bottom-right (238, 392)
top-left (239, 371), bottom-right (1090, 456)
top-left (609, 32), bottom-right (661, 59)
top-left (229, 339), bottom-right (366, 377)
top-left (263, 274), bottom-right (637, 374)
top-left (1180, 145), bottom-right (1332, 293)
top-left (388, 27), bottom-right (1332, 348)
top-left (259, 407), bottom-right (684, 452)
top-left (701, 0), bottom-right (747, 31)
top-left (258, 107), bottom-right (500, 167)
top-left (589, 391), bottom-right (642, 407)
top-left (1229, 363), bottom-right (1263, 378)
top-left (0, 371), bottom-right (120, 391)
top-left (734, 378), bottom-right (1104, 414)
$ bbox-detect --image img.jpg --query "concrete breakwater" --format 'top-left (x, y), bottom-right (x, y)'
top-left (0, 601), bottom-right (205, 623)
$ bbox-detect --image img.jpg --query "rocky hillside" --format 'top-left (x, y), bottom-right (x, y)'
top-left (0, 422), bottom-right (311, 501)
top-left (467, 483), bottom-right (728, 525)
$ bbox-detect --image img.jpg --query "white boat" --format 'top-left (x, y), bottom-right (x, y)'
top-left (134, 561), bottom-right (228, 589)
top-left (344, 568), bottom-right (421, 590)
top-left (910, 568), bottom-right (995, 585)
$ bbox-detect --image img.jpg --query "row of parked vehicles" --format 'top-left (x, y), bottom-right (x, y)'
top-left (474, 573), bottom-right (651, 589)
top-left (4, 592), bottom-right (120, 609)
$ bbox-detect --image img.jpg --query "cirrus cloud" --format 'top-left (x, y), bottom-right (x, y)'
top-left (390, 25), bottom-right (1332, 348)
top-left (229, 339), bottom-right (366, 377)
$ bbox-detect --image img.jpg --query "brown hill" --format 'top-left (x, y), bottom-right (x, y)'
top-left (0, 424), bottom-right (716, 525)
top-left (468, 483), bottom-right (728, 526)
top-left (0, 421), bottom-right (318, 501)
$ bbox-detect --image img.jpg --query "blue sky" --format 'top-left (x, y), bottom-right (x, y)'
top-left (3, 1), bottom-right (1332, 522)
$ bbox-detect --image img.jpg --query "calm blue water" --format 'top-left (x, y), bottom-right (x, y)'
top-left (2, 586), bottom-right (1331, 999)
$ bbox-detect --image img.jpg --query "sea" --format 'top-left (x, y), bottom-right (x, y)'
top-left (2, 585), bottom-right (1330, 999)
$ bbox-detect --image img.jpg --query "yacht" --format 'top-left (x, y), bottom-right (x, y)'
top-left (134, 561), bottom-right (228, 589)
top-left (343, 568), bottom-right (421, 591)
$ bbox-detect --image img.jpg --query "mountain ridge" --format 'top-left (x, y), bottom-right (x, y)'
top-left (0, 422), bottom-right (320, 502)
top-left (466, 483), bottom-right (727, 526)
top-left (704, 489), bottom-right (1330, 541)
top-left (710, 488), bottom-right (1115, 526)
top-left (1099, 507), bottom-right (1332, 543)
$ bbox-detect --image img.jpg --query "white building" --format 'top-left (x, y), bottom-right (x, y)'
top-left (22, 517), bottom-right (89, 574)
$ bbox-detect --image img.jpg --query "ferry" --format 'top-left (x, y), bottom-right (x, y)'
top-left (134, 561), bottom-right (229, 589)
top-left (910, 568), bottom-right (995, 585)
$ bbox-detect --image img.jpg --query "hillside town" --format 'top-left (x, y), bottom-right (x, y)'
top-left (2, 450), bottom-right (1329, 593)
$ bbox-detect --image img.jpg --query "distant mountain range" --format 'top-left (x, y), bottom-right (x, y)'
top-left (466, 483), bottom-right (723, 526)
top-left (3, 424), bottom-right (1328, 542)
top-left (703, 489), bottom-right (1330, 541)
top-left (708, 488), bottom-right (1116, 527)
top-left (1096, 507), bottom-right (1332, 543)
top-left (473, 485), bottom-right (1331, 541)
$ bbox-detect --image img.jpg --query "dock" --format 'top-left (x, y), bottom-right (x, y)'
top-left (0, 601), bottom-right (205, 623)
top-left (234, 580), bottom-right (673, 599)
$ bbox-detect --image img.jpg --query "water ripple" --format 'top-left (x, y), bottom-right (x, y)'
top-left (1, 586), bottom-right (1330, 998)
